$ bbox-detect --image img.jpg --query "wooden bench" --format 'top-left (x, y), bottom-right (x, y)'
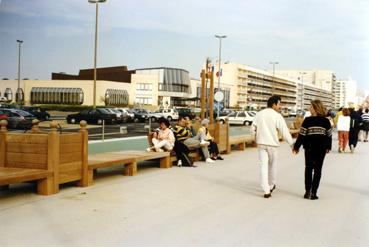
top-left (0, 120), bottom-right (88, 195)
top-left (229, 135), bottom-right (256, 151)
top-left (87, 150), bottom-right (170, 185)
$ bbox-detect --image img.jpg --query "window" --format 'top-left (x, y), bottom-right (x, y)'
top-left (105, 89), bottom-right (129, 106)
top-left (30, 87), bottom-right (84, 105)
top-left (238, 112), bottom-right (246, 118)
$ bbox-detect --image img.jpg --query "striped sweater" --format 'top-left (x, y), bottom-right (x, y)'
top-left (294, 116), bottom-right (332, 151)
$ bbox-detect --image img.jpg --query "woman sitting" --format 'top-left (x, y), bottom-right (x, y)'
top-left (147, 117), bottom-right (175, 152)
top-left (198, 119), bottom-right (224, 160)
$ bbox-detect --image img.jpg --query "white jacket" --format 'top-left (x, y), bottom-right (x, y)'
top-left (336, 115), bottom-right (350, 131)
top-left (252, 108), bottom-right (293, 147)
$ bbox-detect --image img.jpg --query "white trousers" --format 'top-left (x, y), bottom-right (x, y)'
top-left (258, 144), bottom-right (278, 194)
top-left (152, 138), bottom-right (173, 151)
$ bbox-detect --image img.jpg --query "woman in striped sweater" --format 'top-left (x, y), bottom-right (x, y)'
top-left (293, 100), bottom-right (332, 200)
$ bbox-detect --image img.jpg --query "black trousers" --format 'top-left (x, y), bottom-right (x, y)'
top-left (349, 127), bottom-right (360, 147)
top-left (208, 140), bottom-right (219, 156)
top-left (304, 149), bottom-right (327, 194)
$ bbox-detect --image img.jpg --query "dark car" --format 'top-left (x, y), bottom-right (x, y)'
top-left (0, 109), bottom-right (8, 120)
top-left (176, 108), bottom-right (196, 119)
top-left (131, 109), bottom-right (149, 123)
top-left (66, 108), bottom-right (117, 125)
top-left (22, 106), bottom-right (51, 121)
top-left (1, 108), bottom-right (35, 129)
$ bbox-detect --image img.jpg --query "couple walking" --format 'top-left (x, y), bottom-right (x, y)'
top-left (252, 96), bottom-right (332, 200)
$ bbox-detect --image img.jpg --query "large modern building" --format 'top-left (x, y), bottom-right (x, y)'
top-left (196, 62), bottom-right (297, 109)
top-left (333, 78), bottom-right (358, 108)
top-left (1, 66), bottom-right (196, 108)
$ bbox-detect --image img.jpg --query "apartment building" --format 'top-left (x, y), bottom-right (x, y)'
top-left (333, 78), bottom-right (358, 108)
top-left (205, 62), bottom-right (297, 109)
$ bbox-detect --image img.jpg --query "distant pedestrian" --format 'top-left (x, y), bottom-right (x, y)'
top-left (337, 108), bottom-right (351, 153)
top-left (293, 100), bottom-right (332, 200)
top-left (252, 95), bottom-right (294, 198)
top-left (361, 109), bottom-right (369, 142)
top-left (348, 108), bottom-right (362, 153)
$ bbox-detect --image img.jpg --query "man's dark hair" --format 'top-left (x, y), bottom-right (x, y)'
top-left (267, 95), bottom-right (281, 108)
top-left (178, 116), bottom-right (186, 122)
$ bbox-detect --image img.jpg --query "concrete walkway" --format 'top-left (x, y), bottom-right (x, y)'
top-left (0, 134), bottom-right (368, 247)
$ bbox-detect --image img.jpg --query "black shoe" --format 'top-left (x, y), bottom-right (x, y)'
top-left (264, 193), bottom-right (272, 198)
top-left (270, 185), bottom-right (276, 193)
top-left (303, 191), bottom-right (311, 199)
top-left (310, 193), bottom-right (319, 200)
top-left (216, 156), bottom-right (224, 160)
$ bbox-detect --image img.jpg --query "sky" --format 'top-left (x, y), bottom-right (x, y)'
top-left (0, 0), bottom-right (368, 91)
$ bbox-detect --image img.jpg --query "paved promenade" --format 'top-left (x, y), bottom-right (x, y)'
top-left (0, 133), bottom-right (368, 247)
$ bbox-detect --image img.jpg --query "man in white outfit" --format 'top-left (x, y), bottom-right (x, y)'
top-left (252, 95), bottom-right (294, 198)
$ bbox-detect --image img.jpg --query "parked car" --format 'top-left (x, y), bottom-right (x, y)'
top-left (147, 110), bottom-right (164, 122)
top-left (219, 111), bottom-right (255, 125)
top-left (105, 108), bottom-right (124, 123)
top-left (0, 109), bottom-right (8, 120)
top-left (116, 108), bottom-right (134, 122)
top-left (131, 109), bottom-right (149, 123)
top-left (176, 108), bottom-right (196, 119)
top-left (155, 108), bottom-right (179, 121)
top-left (219, 108), bottom-right (235, 117)
top-left (66, 108), bottom-right (117, 125)
top-left (0, 108), bottom-right (36, 129)
top-left (22, 106), bottom-right (51, 121)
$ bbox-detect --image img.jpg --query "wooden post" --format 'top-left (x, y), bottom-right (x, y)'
top-left (209, 71), bottom-right (214, 124)
top-left (30, 119), bottom-right (41, 133)
top-left (200, 69), bottom-right (206, 120)
top-left (0, 120), bottom-right (8, 167)
top-left (214, 119), bottom-right (220, 144)
top-left (0, 120), bottom-right (9, 190)
top-left (225, 118), bottom-right (231, 154)
top-left (79, 121), bottom-right (89, 187)
top-left (38, 121), bottom-right (60, 195)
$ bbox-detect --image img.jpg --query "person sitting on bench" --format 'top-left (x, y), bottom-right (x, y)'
top-left (147, 117), bottom-right (175, 152)
top-left (198, 119), bottom-right (224, 160)
top-left (172, 116), bottom-right (214, 164)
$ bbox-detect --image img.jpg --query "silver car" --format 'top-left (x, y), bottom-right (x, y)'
top-left (219, 111), bottom-right (255, 125)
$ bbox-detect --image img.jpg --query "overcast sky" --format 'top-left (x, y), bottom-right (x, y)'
top-left (0, 0), bottom-right (368, 90)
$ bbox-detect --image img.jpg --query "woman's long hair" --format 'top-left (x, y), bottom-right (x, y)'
top-left (311, 100), bottom-right (326, 117)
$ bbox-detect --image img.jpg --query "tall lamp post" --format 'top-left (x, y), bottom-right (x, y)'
top-left (299, 72), bottom-right (307, 110)
top-left (215, 34), bottom-right (226, 118)
top-left (269, 61), bottom-right (278, 95)
top-left (88, 0), bottom-right (106, 109)
top-left (16, 39), bottom-right (23, 103)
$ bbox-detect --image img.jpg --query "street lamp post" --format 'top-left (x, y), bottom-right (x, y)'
top-left (215, 34), bottom-right (226, 118)
top-left (16, 39), bottom-right (23, 103)
top-left (269, 61), bottom-right (278, 95)
top-left (299, 72), bottom-right (307, 110)
top-left (88, 0), bottom-right (106, 109)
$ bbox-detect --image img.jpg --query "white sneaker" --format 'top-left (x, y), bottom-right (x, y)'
top-left (206, 158), bottom-right (215, 163)
top-left (154, 145), bottom-right (163, 152)
top-left (200, 140), bottom-right (210, 146)
top-left (177, 160), bottom-right (182, 167)
top-left (146, 147), bottom-right (153, 152)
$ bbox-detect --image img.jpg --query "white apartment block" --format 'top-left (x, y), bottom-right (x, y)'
top-left (276, 69), bottom-right (336, 92)
top-left (333, 78), bottom-right (358, 108)
top-left (211, 62), bottom-right (297, 109)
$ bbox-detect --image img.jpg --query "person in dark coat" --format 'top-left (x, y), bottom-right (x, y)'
top-left (348, 108), bottom-right (362, 153)
top-left (293, 100), bottom-right (332, 200)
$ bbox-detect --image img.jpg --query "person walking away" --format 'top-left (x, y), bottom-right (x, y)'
top-left (336, 108), bottom-right (351, 153)
top-left (293, 100), bottom-right (332, 200)
top-left (348, 108), bottom-right (362, 153)
top-left (198, 119), bottom-right (224, 160)
top-left (361, 109), bottom-right (369, 142)
top-left (252, 95), bottom-right (294, 198)
top-left (333, 107), bottom-right (343, 127)
top-left (146, 117), bottom-right (175, 152)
